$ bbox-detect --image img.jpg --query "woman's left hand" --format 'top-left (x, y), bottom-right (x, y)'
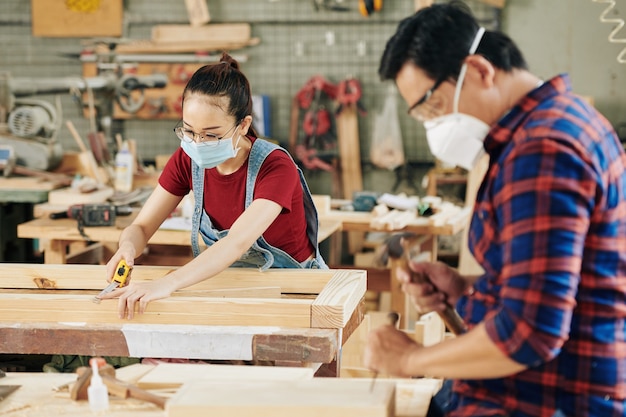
top-left (99, 278), bottom-right (175, 319)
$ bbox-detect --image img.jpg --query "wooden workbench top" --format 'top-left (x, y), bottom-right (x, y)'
top-left (0, 370), bottom-right (441, 417)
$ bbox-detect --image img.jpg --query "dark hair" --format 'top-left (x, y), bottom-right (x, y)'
top-left (183, 52), bottom-right (259, 137)
top-left (379, 1), bottom-right (528, 83)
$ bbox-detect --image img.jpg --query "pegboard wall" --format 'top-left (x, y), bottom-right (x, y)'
top-left (0, 0), bottom-right (500, 179)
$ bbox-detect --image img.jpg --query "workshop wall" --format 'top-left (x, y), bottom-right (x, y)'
top-left (0, 0), bottom-right (623, 197)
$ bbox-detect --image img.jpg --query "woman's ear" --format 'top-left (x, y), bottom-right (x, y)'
top-left (239, 115), bottom-right (253, 136)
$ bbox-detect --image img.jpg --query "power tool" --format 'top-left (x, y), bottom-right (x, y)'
top-left (50, 203), bottom-right (132, 227)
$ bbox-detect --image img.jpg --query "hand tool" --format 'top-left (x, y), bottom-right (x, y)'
top-left (93, 259), bottom-right (132, 303)
top-left (377, 232), bottom-right (468, 336)
top-left (369, 311), bottom-right (400, 392)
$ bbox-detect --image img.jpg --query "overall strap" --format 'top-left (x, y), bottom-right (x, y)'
top-left (190, 161), bottom-right (205, 257)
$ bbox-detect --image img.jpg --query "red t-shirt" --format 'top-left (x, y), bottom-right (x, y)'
top-left (158, 137), bottom-right (314, 262)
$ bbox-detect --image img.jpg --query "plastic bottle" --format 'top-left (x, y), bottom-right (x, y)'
top-left (87, 358), bottom-right (109, 413)
top-left (114, 141), bottom-right (134, 192)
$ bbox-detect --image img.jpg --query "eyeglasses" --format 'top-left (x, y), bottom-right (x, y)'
top-left (407, 78), bottom-right (445, 122)
top-left (174, 122), bottom-right (238, 145)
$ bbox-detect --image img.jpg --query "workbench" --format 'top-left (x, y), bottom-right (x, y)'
top-left (318, 205), bottom-right (471, 328)
top-left (0, 264), bottom-right (365, 377)
top-left (0, 368), bottom-right (442, 416)
top-left (16, 211), bottom-right (342, 265)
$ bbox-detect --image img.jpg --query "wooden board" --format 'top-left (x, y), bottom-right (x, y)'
top-left (151, 24), bottom-right (251, 44)
top-left (137, 363), bottom-right (314, 390)
top-left (31, 0), bottom-right (123, 37)
top-left (0, 177), bottom-right (61, 191)
top-left (0, 264), bottom-right (333, 295)
top-left (0, 264), bottom-right (365, 329)
top-left (47, 186), bottom-right (114, 205)
top-left (166, 378), bottom-right (396, 417)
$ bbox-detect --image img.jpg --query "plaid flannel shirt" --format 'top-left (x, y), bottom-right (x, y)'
top-left (454, 74), bottom-right (626, 417)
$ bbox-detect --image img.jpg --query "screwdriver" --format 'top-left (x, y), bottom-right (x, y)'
top-left (92, 260), bottom-right (132, 304)
top-left (369, 311), bottom-right (400, 392)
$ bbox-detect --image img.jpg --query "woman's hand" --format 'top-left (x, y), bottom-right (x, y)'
top-left (99, 278), bottom-right (176, 320)
top-left (364, 324), bottom-right (422, 378)
top-left (396, 260), bottom-right (469, 315)
top-left (105, 242), bottom-right (136, 285)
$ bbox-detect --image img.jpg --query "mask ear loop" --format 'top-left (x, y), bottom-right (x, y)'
top-left (453, 27), bottom-right (486, 113)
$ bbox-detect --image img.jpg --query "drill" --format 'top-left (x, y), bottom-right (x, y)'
top-left (50, 203), bottom-right (132, 227)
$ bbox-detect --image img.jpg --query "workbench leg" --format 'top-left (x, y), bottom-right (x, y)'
top-left (43, 239), bottom-right (69, 264)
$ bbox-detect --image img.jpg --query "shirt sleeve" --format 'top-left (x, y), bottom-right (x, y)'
top-left (484, 137), bottom-right (598, 366)
top-left (158, 147), bottom-right (192, 197)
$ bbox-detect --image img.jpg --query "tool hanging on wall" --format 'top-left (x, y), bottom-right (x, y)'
top-left (359, 0), bottom-right (383, 17)
top-left (289, 75), bottom-right (339, 172)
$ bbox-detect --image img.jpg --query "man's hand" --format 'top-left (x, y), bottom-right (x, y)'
top-left (364, 324), bottom-right (422, 378)
top-left (396, 261), bottom-right (469, 315)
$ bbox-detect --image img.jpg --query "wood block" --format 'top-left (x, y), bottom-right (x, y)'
top-left (166, 378), bottom-right (396, 417)
top-left (312, 194), bottom-right (331, 215)
top-left (47, 186), bottom-right (114, 205)
top-left (339, 314), bottom-right (370, 370)
top-left (183, 0), bottom-right (211, 26)
top-left (137, 363), bottom-right (313, 390)
top-left (311, 270), bottom-right (367, 328)
top-left (413, 312), bottom-right (445, 347)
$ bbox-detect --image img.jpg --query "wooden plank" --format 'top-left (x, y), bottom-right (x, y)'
top-left (0, 264), bottom-right (333, 295)
top-left (109, 38), bottom-right (260, 54)
top-left (0, 293), bottom-right (312, 328)
top-left (166, 378), bottom-right (396, 417)
top-left (0, 322), bottom-right (339, 362)
top-left (47, 186), bottom-right (114, 205)
top-left (0, 177), bottom-right (60, 191)
top-left (151, 24), bottom-right (250, 44)
top-left (311, 270), bottom-right (366, 328)
top-left (137, 363), bottom-right (313, 390)
top-left (458, 154), bottom-right (488, 277)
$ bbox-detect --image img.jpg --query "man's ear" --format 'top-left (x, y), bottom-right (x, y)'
top-left (465, 55), bottom-right (495, 88)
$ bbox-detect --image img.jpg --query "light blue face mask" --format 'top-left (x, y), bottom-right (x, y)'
top-left (181, 134), bottom-right (241, 169)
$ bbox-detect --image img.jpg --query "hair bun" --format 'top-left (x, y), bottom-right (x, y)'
top-left (220, 52), bottom-right (240, 71)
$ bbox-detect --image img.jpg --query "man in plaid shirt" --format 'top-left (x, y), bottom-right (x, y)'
top-left (364, 2), bottom-right (626, 416)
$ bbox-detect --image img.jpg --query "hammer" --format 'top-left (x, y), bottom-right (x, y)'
top-left (70, 358), bottom-right (167, 409)
top-left (377, 232), bottom-right (468, 336)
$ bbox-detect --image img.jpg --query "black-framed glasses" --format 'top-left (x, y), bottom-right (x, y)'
top-left (173, 122), bottom-right (238, 144)
top-left (407, 77), bottom-right (445, 122)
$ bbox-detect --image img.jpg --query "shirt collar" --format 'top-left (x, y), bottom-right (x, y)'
top-left (484, 73), bottom-right (572, 156)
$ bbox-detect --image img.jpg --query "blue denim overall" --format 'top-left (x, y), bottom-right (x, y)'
top-left (189, 138), bottom-right (328, 270)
